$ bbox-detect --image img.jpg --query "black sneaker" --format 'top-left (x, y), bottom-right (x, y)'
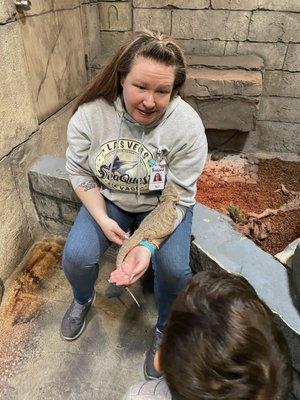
top-left (61, 292), bottom-right (96, 341)
top-left (144, 329), bottom-right (164, 380)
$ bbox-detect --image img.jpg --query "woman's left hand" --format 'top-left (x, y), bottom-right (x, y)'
top-left (110, 246), bottom-right (151, 286)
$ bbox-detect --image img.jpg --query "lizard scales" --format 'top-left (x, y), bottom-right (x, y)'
top-left (116, 182), bottom-right (180, 266)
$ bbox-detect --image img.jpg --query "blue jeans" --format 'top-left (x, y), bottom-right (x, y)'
top-left (62, 199), bottom-right (193, 331)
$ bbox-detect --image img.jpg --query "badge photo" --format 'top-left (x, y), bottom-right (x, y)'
top-left (149, 165), bottom-right (166, 191)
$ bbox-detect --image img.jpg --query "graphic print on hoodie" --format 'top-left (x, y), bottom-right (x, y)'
top-left (95, 139), bottom-right (153, 192)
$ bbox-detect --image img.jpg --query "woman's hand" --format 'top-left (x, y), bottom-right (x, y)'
top-left (99, 216), bottom-right (127, 245)
top-left (75, 184), bottom-right (127, 245)
top-left (110, 246), bottom-right (151, 285)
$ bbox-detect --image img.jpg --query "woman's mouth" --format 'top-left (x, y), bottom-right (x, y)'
top-left (137, 108), bottom-right (156, 116)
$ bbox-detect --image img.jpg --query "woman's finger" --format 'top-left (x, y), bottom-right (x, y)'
top-left (110, 266), bottom-right (130, 281)
top-left (110, 232), bottom-right (124, 245)
top-left (111, 271), bottom-right (131, 286)
top-left (121, 262), bottom-right (148, 285)
top-left (114, 224), bottom-right (126, 239)
top-left (128, 268), bottom-right (147, 284)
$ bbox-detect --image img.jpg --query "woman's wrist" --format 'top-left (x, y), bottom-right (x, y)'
top-left (96, 212), bottom-right (110, 228)
top-left (138, 240), bottom-right (158, 256)
top-left (150, 239), bottom-right (160, 250)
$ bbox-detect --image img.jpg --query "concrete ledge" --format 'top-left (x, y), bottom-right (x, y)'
top-left (187, 68), bottom-right (262, 97)
top-left (28, 155), bottom-right (80, 235)
top-left (29, 156), bottom-right (78, 203)
top-left (192, 204), bottom-right (300, 335)
top-left (186, 54), bottom-right (264, 71)
top-left (28, 155), bottom-right (300, 335)
top-left (185, 55), bottom-right (263, 132)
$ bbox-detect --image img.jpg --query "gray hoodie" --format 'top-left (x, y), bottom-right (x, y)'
top-left (66, 95), bottom-right (207, 228)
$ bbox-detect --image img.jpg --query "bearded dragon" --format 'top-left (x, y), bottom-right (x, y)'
top-left (116, 182), bottom-right (180, 267)
top-left (105, 182), bottom-right (180, 301)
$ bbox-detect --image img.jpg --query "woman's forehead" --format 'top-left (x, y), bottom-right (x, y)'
top-left (128, 56), bottom-right (175, 84)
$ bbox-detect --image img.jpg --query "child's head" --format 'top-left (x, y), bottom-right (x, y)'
top-left (159, 271), bottom-right (291, 400)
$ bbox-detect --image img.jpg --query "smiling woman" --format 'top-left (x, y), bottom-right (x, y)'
top-left (61, 29), bottom-right (208, 381)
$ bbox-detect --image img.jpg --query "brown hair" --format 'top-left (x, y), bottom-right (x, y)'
top-left (160, 271), bottom-right (291, 400)
top-left (74, 30), bottom-right (186, 112)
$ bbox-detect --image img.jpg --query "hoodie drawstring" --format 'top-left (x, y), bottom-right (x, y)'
top-left (137, 130), bottom-right (145, 201)
top-left (109, 112), bottom-right (124, 189)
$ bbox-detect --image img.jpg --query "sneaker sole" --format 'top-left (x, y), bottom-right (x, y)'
top-left (60, 292), bottom-right (96, 341)
top-left (61, 319), bottom-right (86, 341)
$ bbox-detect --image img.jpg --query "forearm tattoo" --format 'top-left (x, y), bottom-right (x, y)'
top-left (80, 181), bottom-right (97, 192)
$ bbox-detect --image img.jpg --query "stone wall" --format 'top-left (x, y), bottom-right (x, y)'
top-left (0, 1), bottom-right (97, 281)
top-left (86, 0), bottom-right (132, 72)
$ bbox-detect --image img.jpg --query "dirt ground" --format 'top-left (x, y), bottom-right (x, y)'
top-left (196, 156), bottom-right (300, 255)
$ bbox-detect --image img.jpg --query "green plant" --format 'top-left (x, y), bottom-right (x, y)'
top-left (227, 203), bottom-right (248, 224)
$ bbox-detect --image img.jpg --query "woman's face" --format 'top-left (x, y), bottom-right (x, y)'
top-left (121, 56), bottom-right (176, 125)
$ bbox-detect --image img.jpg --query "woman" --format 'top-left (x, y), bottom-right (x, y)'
top-left (61, 30), bottom-right (207, 379)
top-left (153, 173), bottom-right (162, 182)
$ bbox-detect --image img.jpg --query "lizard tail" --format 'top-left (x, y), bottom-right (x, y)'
top-left (116, 235), bottom-right (141, 267)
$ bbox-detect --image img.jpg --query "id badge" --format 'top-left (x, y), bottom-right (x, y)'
top-left (149, 165), bottom-right (166, 191)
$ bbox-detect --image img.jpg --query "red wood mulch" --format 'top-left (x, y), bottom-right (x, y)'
top-left (196, 157), bottom-right (300, 255)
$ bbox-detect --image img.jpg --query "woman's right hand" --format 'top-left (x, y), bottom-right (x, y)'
top-left (74, 184), bottom-right (126, 245)
top-left (99, 216), bottom-right (126, 245)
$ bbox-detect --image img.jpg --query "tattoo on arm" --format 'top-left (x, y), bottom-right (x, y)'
top-left (80, 181), bottom-right (97, 192)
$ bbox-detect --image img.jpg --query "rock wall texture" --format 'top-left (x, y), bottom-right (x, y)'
top-left (1, 0), bottom-right (299, 281)
top-left (0, 1), bottom-right (90, 280)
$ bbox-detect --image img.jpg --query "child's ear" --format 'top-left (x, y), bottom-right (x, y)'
top-left (154, 348), bottom-right (162, 373)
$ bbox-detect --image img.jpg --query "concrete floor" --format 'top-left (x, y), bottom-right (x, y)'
top-left (0, 241), bottom-right (156, 400)
top-left (1, 234), bottom-right (299, 399)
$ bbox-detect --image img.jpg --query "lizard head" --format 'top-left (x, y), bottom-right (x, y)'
top-left (159, 182), bottom-right (180, 203)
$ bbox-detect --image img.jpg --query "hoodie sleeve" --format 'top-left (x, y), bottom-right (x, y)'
top-left (66, 106), bottom-right (98, 190)
top-left (167, 118), bottom-right (208, 229)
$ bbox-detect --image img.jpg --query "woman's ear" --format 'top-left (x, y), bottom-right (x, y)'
top-left (154, 348), bottom-right (162, 373)
top-left (120, 75), bottom-right (125, 87)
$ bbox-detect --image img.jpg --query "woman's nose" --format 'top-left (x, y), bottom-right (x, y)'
top-left (142, 92), bottom-right (155, 109)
